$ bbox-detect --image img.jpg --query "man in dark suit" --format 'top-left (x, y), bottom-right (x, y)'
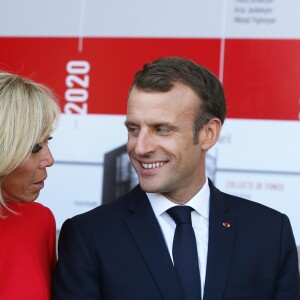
top-left (52, 57), bottom-right (300, 300)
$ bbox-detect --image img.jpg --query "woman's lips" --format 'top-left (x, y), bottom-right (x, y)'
top-left (33, 180), bottom-right (45, 189)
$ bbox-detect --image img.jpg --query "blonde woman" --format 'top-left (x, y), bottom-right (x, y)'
top-left (0, 72), bottom-right (60, 300)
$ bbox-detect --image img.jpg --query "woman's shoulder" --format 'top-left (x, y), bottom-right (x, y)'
top-left (28, 202), bottom-right (55, 221)
top-left (9, 201), bottom-right (52, 214)
top-left (5, 201), bottom-right (55, 224)
top-left (28, 201), bottom-right (52, 212)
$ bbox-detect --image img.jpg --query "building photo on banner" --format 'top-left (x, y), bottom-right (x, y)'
top-left (0, 0), bottom-right (299, 257)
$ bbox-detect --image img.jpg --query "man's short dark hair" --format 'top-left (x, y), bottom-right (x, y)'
top-left (131, 56), bottom-right (227, 144)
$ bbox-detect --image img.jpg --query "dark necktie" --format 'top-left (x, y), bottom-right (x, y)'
top-left (167, 206), bottom-right (201, 300)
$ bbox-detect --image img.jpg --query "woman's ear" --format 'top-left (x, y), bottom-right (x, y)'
top-left (199, 118), bottom-right (222, 151)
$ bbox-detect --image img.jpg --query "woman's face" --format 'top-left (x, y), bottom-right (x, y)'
top-left (1, 137), bottom-right (54, 203)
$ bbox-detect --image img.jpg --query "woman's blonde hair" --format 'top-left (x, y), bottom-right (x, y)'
top-left (0, 72), bottom-right (60, 208)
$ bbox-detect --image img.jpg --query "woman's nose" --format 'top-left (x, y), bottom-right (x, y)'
top-left (40, 145), bottom-right (54, 168)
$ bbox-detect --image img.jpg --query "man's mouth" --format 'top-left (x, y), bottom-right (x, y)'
top-left (141, 161), bottom-right (166, 169)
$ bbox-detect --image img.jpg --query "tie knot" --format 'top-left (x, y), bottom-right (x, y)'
top-left (167, 206), bottom-right (193, 225)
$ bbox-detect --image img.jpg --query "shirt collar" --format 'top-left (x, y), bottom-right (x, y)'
top-left (147, 177), bottom-right (210, 220)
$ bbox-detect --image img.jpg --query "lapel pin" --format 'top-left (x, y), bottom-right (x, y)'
top-left (223, 222), bottom-right (231, 228)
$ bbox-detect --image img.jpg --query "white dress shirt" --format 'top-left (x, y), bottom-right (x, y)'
top-left (147, 178), bottom-right (210, 300)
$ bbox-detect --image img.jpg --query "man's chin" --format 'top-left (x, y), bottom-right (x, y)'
top-left (139, 182), bottom-right (160, 194)
top-left (139, 180), bottom-right (167, 194)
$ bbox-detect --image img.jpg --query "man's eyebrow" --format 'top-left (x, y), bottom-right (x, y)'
top-left (153, 122), bottom-right (179, 131)
top-left (154, 122), bottom-right (172, 127)
top-left (124, 120), bottom-right (137, 127)
top-left (124, 120), bottom-right (178, 130)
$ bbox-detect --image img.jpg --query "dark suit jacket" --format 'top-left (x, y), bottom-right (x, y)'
top-left (52, 182), bottom-right (300, 300)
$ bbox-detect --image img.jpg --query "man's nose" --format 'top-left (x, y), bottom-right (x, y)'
top-left (134, 131), bottom-right (156, 155)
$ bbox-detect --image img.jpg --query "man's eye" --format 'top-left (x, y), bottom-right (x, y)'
top-left (31, 144), bottom-right (43, 153)
top-left (156, 127), bottom-right (169, 134)
top-left (127, 127), bottom-right (139, 134)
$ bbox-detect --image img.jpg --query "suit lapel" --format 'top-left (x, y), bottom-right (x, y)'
top-left (203, 181), bottom-right (236, 300)
top-left (124, 186), bottom-right (183, 300)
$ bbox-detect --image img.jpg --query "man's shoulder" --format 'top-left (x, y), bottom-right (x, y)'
top-left (68, 185), bottom-right (144, 225)
top-left (210, 182), bottom-right (285, 221)
top-left (225, 191), bottom-right (282, 215)
top-left (210, 187), bottom-right (291, 239)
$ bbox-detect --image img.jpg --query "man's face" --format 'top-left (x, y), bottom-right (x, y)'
top-left (1, 138), bottom-right (54, 203)
top-left (126, 83), bottom-right (207, 203)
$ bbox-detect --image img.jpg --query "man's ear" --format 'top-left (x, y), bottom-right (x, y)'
top-left (199, 118), bottom-right (222, 151)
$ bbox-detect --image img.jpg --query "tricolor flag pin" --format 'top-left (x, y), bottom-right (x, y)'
top-left (223, 222), bottom-right (231, 228)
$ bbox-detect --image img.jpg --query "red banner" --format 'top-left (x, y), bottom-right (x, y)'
top-left (1, 37), bottom-right (299, 120)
